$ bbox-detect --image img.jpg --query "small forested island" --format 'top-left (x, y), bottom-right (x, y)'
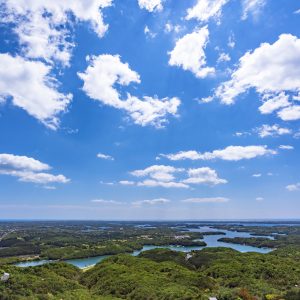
top-left (0, 221), bottom-right (299, 299)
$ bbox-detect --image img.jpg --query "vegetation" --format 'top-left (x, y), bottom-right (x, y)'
top-left (0, 221), bottom-right (300, 299)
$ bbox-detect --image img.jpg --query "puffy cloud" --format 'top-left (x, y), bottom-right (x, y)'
top-left (132, 198), bottom-right (170, 206)
top-left (78, 54), bottom-right (180, 128)
top-left (131, 165), bottom-right (183, 179)
top-left (97, 153), bottom-right (114, 160)
top-left (217, 52), bottom-right (231, 63)
top-left (164, 23), bottom-right (181, 34)
top-left (0, 54), bottom-right (72, 129)
top-left (257, 124), bottom-right (292, 138)
top-left (258, 93), bottom-right (290, 114)
top-left (160, 145), bottom-right (276, 161)
top-left (183, 167), bottom-right (227, 185)
top-left (0, 153), bottom-right (69, 185)
top-left (127, 164), bottom-right (226, 188)
top-left (0, 153), bottom-right (50, 172)
top-left (286, 183), bottom-right (300, 192)
top-left (182, 197), bottom-right (229, 203)
top-left (137, 0), bottom-right (163, 12)
top-left (279, 145), bottom-right (294, 150)
top-left (277, 105), bottom-right (300, 121)
top-left (185, 0), bottom-right (229, 23)
top-left (241, 0), bottom-right (266, 20)
top-left (168, 27), bottom-right (215, 78)
top-left (1, 0), bottom-right (113, 65)
top-left (215, 34), bottom-right (300, 122)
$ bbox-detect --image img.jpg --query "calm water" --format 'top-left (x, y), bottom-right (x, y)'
top-left (15, 225), bottom-right (275, 269)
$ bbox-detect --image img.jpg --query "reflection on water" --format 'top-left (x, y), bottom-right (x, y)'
top-left (15, 225), bottom-right (275, 269)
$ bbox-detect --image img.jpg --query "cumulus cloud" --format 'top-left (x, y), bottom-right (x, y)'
top-left (182, 197), bottom-right (229, 203)
top-left (257, 124), bottom-right (292, 138)
top-left (132, 198), bottom-right (170, 206)
top-left (1, 0), bottom-right (113, 65)
top-left (0, 153), bottom-right (69, 185)
top-left (144, 26), bottom-right (156, 39)
top-left (0, 153), bottom-right (50, 172)
top-left (286, 183), bottom-right (300, 192)
top-left (168, 26), bottom-right (215, 78)
top-left (160, 145), bottom-right (276, 161)
top-left (217, 52), bottom-right (231, 63)
top-left (214, 34), bottom-right (300, 121)
top-left (97, 153), bottom-right (114, 160)
top-left (78, 54), bottom-right (180, 128)
top-left (130, 165), bottom-right (188, 188)
top-left (126, 164), bottom-right (226, 188)
top-left (241, 0), bottom-right (266, 20)
top-left (137, 0), bottom-right (163, 12)
top-left (277, 105), bottom-right (300, 121)
top-left (182, 167), bottom-right (227, 185)
top-left (258, 93), bottom-right (290, 114)
top-left (185, 0), bottom-right (229, 23)
top-left (0, 54), bottom-right (72, 129)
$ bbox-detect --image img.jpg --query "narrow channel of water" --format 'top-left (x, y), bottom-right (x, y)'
top-left (14, 226), bottom-right (274, 269)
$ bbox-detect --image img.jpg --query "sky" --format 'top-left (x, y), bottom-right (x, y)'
top-left (0, 0), bottom-right (300, 220)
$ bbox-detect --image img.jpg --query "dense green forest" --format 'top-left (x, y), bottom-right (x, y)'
top-left (0, 221), bottom-right (299, 299)
top-left (1, 247), bottom-right (300, 299)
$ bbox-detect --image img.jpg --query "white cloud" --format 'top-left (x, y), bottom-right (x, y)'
top-left (252, 173), bottom-right (262, 177)
top-left (258, 93), bottom-right (290, 115)
top-left (137, 180), bottom-right (189, 189)
top-left (217, 52), bottom-right (231, 63)
top-left (0, 153), bottom-right (50, 171)
top-left (168, 26), bottom-right (215, 79)
top-left (279, 145), bottom-right (294, 150)
top-left (78, 54), bottom-right (180, 128)
top-left (119, 180), bottom-right (135, 185)
top-left (182, 197), bottom-right (229, 203)
top-left (138, 0), bottom-right (163, 12)
top-left (1, 0), bottom-right (113, 65)
top-left (277, 105), bottom-right (300, 121)
top-left (183, 167), bottom-right (227, 185)
top-left (131, 165), bottom-right (183, 181)
top-left (286, 183), bottom-right (300, 192)
top-left (186, 0), bottom-right (229, 23)
top-left (144, 26), bottom-right (156, 39)
top-left (215, 34), bottom-right (300, 114)
top-left (160, 145), bottom-right (276, 161)
top-left (164, 22), bottom-right (181, 34)
top-left (257, 124), bottom-right (292, 138)
top-left (241, 0), bottom-right (266, 20)
top-left (0, 54), bottom-right (72, 129)
top-left (256, 197), bottom-right (264, 201)
top-left (294, 9), bottom-right (300, 14)
top-left (99, 181), bottom-right (115, 185)
top-left (228, 33), bottom-right (235, 48)
top-left (91, 199), bottom-right (122, 204)
top-left (132, 198), bottom-right (170, 206)
top-left (97, 153), bottom-right (114, 160)
top-left (1, 170), bottom-right (69, 184)
top-left (0, 153), bottom-right (69, 185)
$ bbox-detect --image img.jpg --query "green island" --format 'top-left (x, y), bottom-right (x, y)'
top-left (0, 221), bottom-right (299, 299)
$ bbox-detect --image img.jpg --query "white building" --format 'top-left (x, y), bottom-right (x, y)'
top-left (1, 272), bottom-right (9, 282)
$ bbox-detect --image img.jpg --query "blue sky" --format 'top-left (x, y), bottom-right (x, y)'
top-left (0, 0), bottom-right (300, 220)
